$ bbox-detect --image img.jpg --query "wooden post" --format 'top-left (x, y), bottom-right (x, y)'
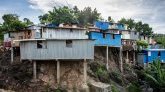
top-left (57, 60), bottom-right (60, 84)
top-left (120, 47), bottom-right (123, 73)
top-left (11, 47), bottom-right (14, 63)
top-left (84, 59), bottom-right (87, 84)
top-left (33, 61), bottom-right (37, 80)
top-left (106, 46), bottom-right (109, 70)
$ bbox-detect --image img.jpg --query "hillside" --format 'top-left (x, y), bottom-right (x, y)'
top-left (0, 47), bottom-right (140, 92)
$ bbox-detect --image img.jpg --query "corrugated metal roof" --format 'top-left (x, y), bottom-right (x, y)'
top-left (14, 39), bottom-right (94, 42)
top-left (89, 31), bottom-right (121, 35)
top-left (144, 49), bottom-right (165, 51)
top-left (43, 26), bottom-right (86, 30)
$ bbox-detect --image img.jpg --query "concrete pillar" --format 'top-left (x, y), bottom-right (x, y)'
top-left (106, 46), bottom-right (109, 70)
top-left (33, 61), bottom-right (37, 80)
top-left (57, 60), bottom-right (60, 84)
top-left (126, 50), bottom-right (129, 63)
top-left (82, 59), bottom-right (89, 91)
top-left (133, 51), bottom-right (136, 65)
top-left (120, 47), bottom-right (123, 73)
top-left (11, 47), bottom-right (14, 63)
top-left (84, 59), bottom-right (87, 84)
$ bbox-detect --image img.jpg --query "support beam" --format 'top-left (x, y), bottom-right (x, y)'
top-left (106, 46), bottom-right (109, 70)
top-left (126, 50), bottom-right (129, 63)
top-left (84, 59), bottom-right (87, 84)
top-left (120, 47), bottom-right (123, 73)
top-left (57, 60), bottom-right (60, 84)
top-left (11, 47), bottom-right (14, 63)
top-left (33, 61), bottom-right (37, 80)
top-left (133, 50), bottom-right (136, 65)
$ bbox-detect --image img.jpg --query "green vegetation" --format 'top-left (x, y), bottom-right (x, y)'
top-left (0, 14), bottom-right (33, 32)
top-left (137, 40), bottom-right (149, 50)
top-left (89, 62), bottom-right (110, 83)
top-left (0, 14), bottom-right (33, 40)
top-left (153, 34), bottom-right (165, 48)
top-left (118, 18), bottom-right (153, 37)
top-left (144, 60), bottom-right (165, 92)
top-left (111, 84), bottom-right (120, 92)
top-left (109, 71), bottom-right (123, 86)
top-left (126, 82), bottom-right (142, 92)
top-left (39, 6), bottom-right (101, 26)
top-left (95, 64), bottom-right (110, 83)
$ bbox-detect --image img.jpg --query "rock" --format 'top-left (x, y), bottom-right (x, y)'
top-left (142, 88), bottom-right (153, 92)
top-left (0, 89), bottom-right (15, 92)
top-left (88, 80), bottom-right (111, 92)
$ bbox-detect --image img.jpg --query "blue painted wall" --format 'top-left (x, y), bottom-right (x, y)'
top-left (95, 21), bottom-right (109, 30)
top-left (143, 50), bottom-right (165, 63)
top-left (117, 24), bottom-right (125, 30)
top-left (89, 31), bottom-right (121, 47)
top-left (95, 21), bottom-right (125, 30)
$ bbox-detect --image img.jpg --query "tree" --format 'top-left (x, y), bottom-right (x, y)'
top-left (75, 7), bottom-right (101, 25)
top-left (0, 14), bottom-right (27, 31)
top-left (38, 6), bottom-right (101, 26)
top-left (135, 21), bottom-right (143, 32)
top-left (39, 6), bottom-right (76, 25)
top-left (2, 14), bottom-right (19, 25)
top-left (23, 18), bottom-right (33, 26)
top-left (118, 18), bottom-right (135, 30)
top-left (38, 14), bottom-right (50, 24)
top-left (153, 34), bottom-right (165, 48)
top-left (118, 18), bottom-right (153, 37)
top-left (141, 23), bottom-right (153, 37)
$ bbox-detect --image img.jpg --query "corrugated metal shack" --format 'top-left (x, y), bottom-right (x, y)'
top-left (88, 21), bottom-right (123, 71)
top-left (120, 30), bottom-right (139, 65)
top-left (141, 49), bottom-right (165, 63)
top-left (15, 24), bottom-right (94, 88)
top-left (19, 39), bottom-right (94, 60)
top-left (88, 31), bottom-right (121, 47)
top-left (42, 27), bottom-right (88, 39)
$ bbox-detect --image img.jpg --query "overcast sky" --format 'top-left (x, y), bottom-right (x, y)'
top-left (0, 0), bottom-right (165, 34)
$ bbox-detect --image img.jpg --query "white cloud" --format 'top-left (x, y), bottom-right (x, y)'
top-left (27, 0), bottom-right (165, 34)
top-left (0, 8), bottom-right (10, 23)
top-left (28, 0), bottom-right (68, 13)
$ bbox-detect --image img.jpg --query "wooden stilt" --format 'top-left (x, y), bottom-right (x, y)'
top-left (57, 60), bottom-right (60, 84)
top-left (84, 59), bottom-right (87, 84)
top-left (120, 47), bottom-right (123, 73)
top-left (106, 46), bottom-right (109, 70)
top-left (33, 61), bottom-right (37, 80)
top-left (11, 47), bottom-right (14, 63)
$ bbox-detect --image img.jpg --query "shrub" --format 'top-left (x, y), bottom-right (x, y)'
top-left (111, 84), bottom-right (120, 92)
top-left (126, 83), bottom-right (142, 92)
top-left (144, 60), bottom-right (165, 92)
